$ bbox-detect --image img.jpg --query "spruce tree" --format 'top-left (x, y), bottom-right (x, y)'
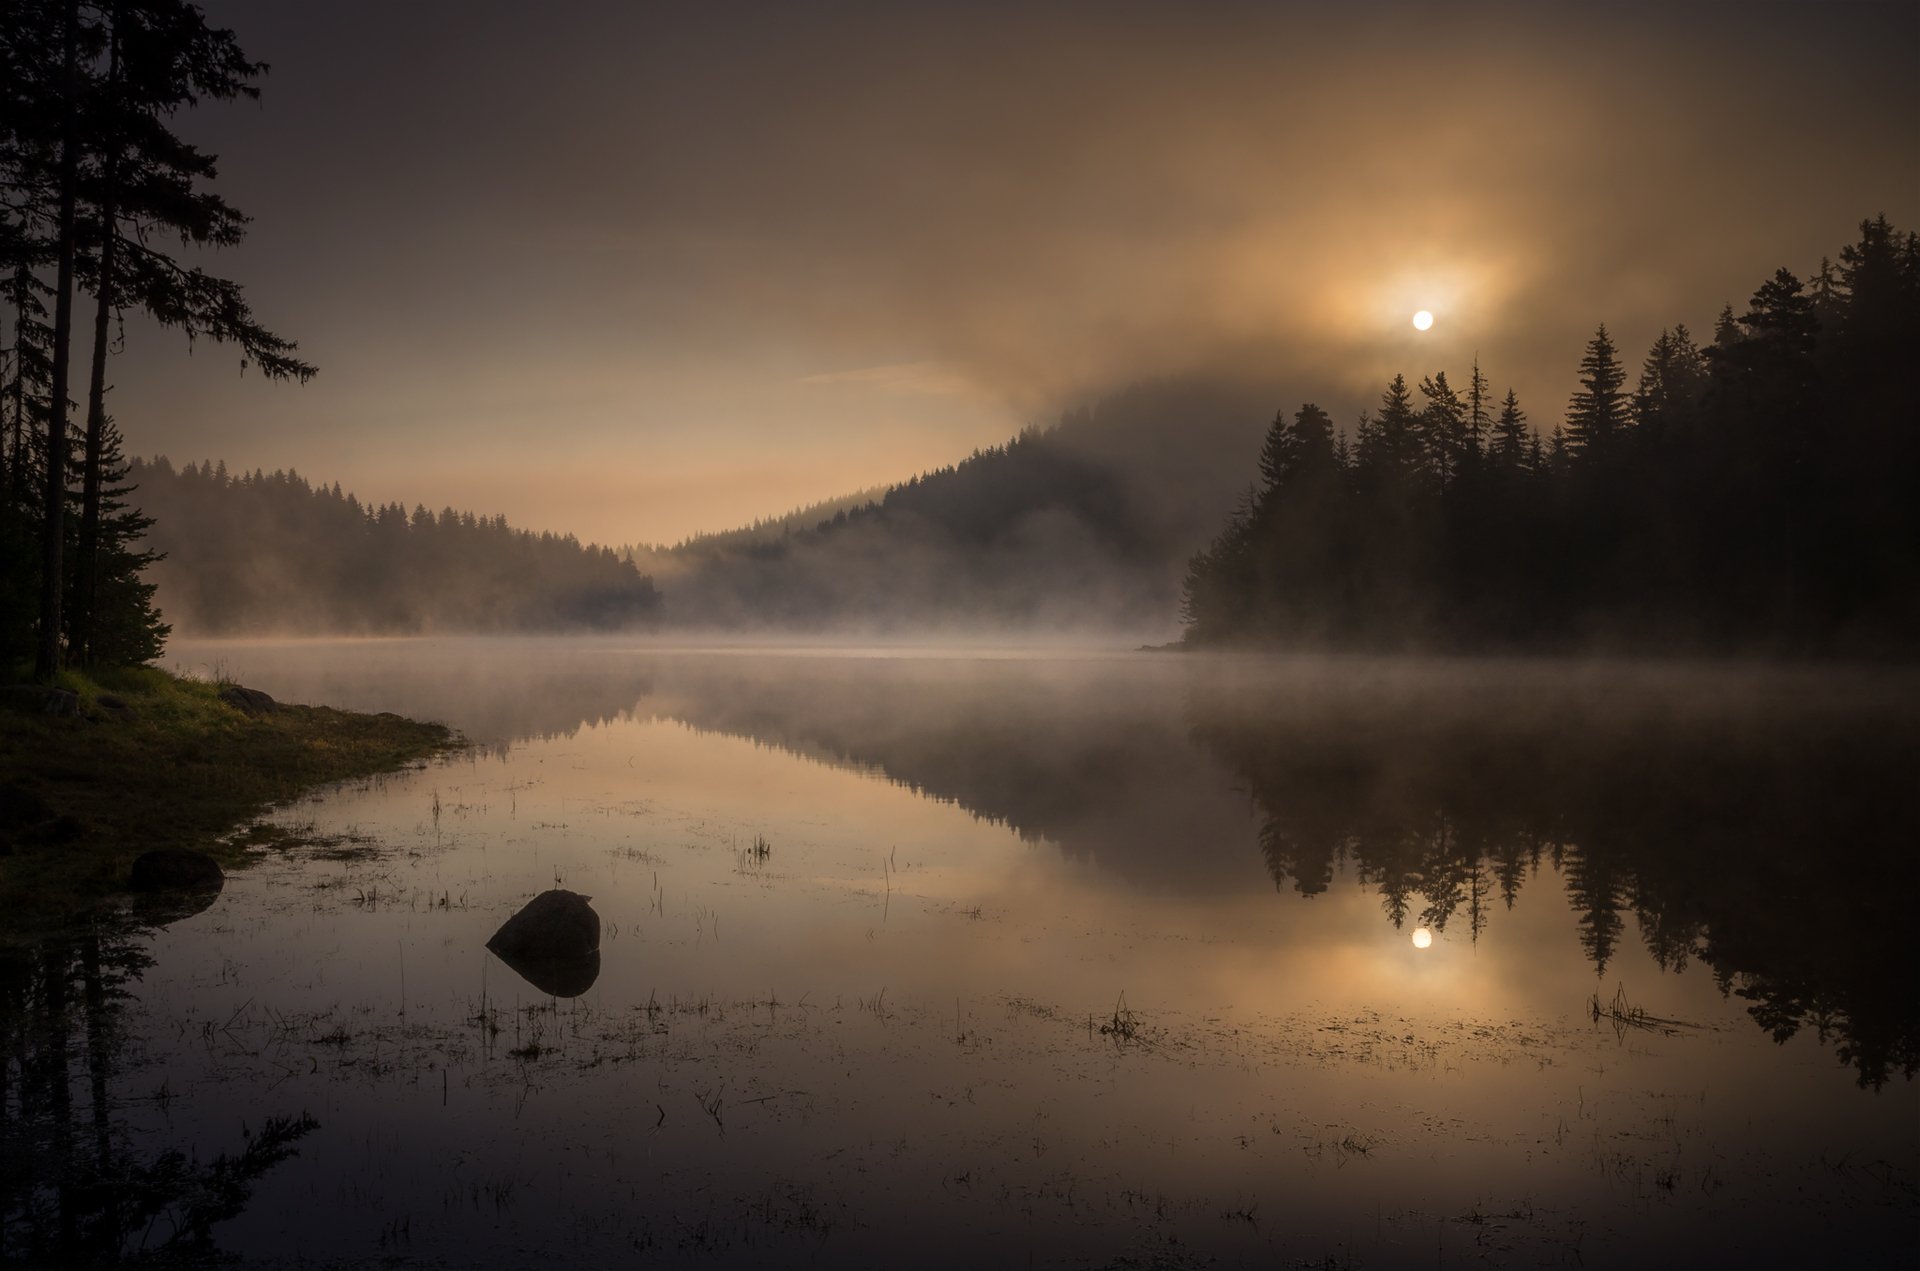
top-left (70, 417), bottom-right (166, 663)
top-left (1370, 374), bottom-right (1423, 483)
top-left (1465, 356), bottom-right (1492, 461)
top-left (1712, 302), bottom-right (1740, 348)
top-left (1633, 326), bottom-right (1705, 440)
top-left (1417, 371), bottom-right (1467, 486)
top-left (1564, 324), bottom-right (1628, 461)
top-left (1491, 389), bottom-right (1528, 468)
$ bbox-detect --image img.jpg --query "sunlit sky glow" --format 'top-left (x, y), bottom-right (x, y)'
top-left (108, 1), bottom-right (1919, 545)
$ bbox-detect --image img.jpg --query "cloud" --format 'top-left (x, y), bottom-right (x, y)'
top-left (797, 361), bottom-right (976, 396)
top-left (117, 0), bottom-right (1920, 543)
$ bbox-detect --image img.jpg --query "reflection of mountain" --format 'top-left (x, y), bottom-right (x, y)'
top-left (1185, 664), bottom-right (1920, 1089)
top-left (0, 915), bottom-right (318, 1263)
top-left (646, 654), bottom-right (1260, 890)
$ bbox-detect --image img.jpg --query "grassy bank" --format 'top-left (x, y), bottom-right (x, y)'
top-left (0, 665), bottom-right (459, 928)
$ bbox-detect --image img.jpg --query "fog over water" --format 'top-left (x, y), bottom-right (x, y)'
top-left (8, 639), bottom-right (1916, 1267)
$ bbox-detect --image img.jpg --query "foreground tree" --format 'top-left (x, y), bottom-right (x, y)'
top-left (2, 0), bottom-right (310, 673)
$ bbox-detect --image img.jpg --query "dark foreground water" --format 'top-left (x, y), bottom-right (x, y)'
top-left (4, 640), bottom-right (1917, 1268)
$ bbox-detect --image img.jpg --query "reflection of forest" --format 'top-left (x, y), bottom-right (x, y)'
top-left (1187, 671), bottom-right (1920, 1090)
top-left (653, 656), bottom-right (1918, 1090)
top-left (0, 917), bottom-right (316, 1263)
top-left (162, 648), bottom-right (1920, 1091)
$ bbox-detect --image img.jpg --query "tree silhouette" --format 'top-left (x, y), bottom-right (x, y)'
top-left (0, 0), bottom-right (308, 674)
top-left (1563, 324), bottom-right (1627, 461)
top-left (1490, 389), bottom-right (1528, 469)
top-left (1182, 217), bottom-right (1920, 655)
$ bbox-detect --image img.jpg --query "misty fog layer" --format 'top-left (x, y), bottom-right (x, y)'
top-left (173, 638), bottom-right (1920, 1088)
top-left (112, 2), bottom-right (1920, 544)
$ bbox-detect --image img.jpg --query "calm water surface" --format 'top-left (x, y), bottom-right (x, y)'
top-left (5, 639), bottom-right (1916, 1268)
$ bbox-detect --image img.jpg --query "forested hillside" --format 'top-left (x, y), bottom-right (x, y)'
top-left (1182, 216), bottom-right (1920, 654)
top-left (638, 381), bottom-right (1268, 631)
top-left (130, 459), bottom-right (660, 634)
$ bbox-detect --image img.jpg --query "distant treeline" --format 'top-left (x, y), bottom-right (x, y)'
top-left (129, 459), bottom-right (660, 635)
top-left (1183, 216), bottom-right (1920, 654)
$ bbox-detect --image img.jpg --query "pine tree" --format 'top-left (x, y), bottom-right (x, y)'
top-left (1808, 255), bottom-right (1843, 329)
top-left (1632, 326), bottom-right (1705, 440)
top-left (1564, 324), bottom-right (1628, 461)
top-left (1417, 371), bottom-right (1467, 486)
top-left (1255, 406), bottom-right (1290, 491)
top-left (71, 418), bottom-right (166, 664)
top-left (1491, 389), bottom-right (1528, 468)
top-left (0, 1), bottom-right (312, 667)
top-left (1279, 402), bottom-right (1336, 486)
top-left (1368, 374), bottom-right (1423, 483)
top-left (1712, 302), bottom-right (1740, 348)
top-left (1465, 356), bottom-right (1492, 462)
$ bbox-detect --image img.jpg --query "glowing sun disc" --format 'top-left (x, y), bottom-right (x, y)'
top-left (1411, 926), bottom-right (1434, 949)
top-left (1412, 310), bottom-right (1434, 331)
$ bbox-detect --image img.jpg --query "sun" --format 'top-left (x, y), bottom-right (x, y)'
top-left (1412, 310), bottom-right (1434, 331)
top-left (1411, 926), bottom-right (1434, 949)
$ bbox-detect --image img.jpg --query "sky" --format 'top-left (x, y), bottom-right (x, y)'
top-left (111, 0), bottom-right (1920, 546)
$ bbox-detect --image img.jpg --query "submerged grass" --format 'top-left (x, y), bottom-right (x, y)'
top-left (1588, 983), bottom-right (1698, 1039)
top-left (0, 663), bottom-right (459, 930)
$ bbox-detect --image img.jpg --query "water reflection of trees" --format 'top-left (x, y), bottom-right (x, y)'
top-left (649, 655), bottom-right (1917, 1088)
top-left (1189, 675), bottom-right (1920, 1089)
top-left (0, 916), bottom-right (317, 1264)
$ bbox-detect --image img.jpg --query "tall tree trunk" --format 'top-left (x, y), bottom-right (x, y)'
top-left (6, 269), bottom-right (28, 508)
top-left (76, 32), bottom-right (120, 668)
top-left (35, 0), bottom-right (81, 682)
top-left (73, 253), bottom-right (112, 665)
top-left (0, 300), bottom-right (9, 500)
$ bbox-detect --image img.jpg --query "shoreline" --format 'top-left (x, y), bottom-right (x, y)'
top-left (0, 665), bottom-right (460, 936)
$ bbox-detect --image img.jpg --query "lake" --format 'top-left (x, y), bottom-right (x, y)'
top-left (5, 639), bottom-right (1916, 1267)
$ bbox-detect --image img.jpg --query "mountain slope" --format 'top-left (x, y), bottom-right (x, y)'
top-left (642, 380), bottom-right (1272, 633)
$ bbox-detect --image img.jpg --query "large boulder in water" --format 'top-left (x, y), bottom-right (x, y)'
top-left (495, 946), bottom-right (601, 998)
top-left (486, 889), bottom-right (601, 997)
top-left (130, 848), bottom-right (225, 893)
